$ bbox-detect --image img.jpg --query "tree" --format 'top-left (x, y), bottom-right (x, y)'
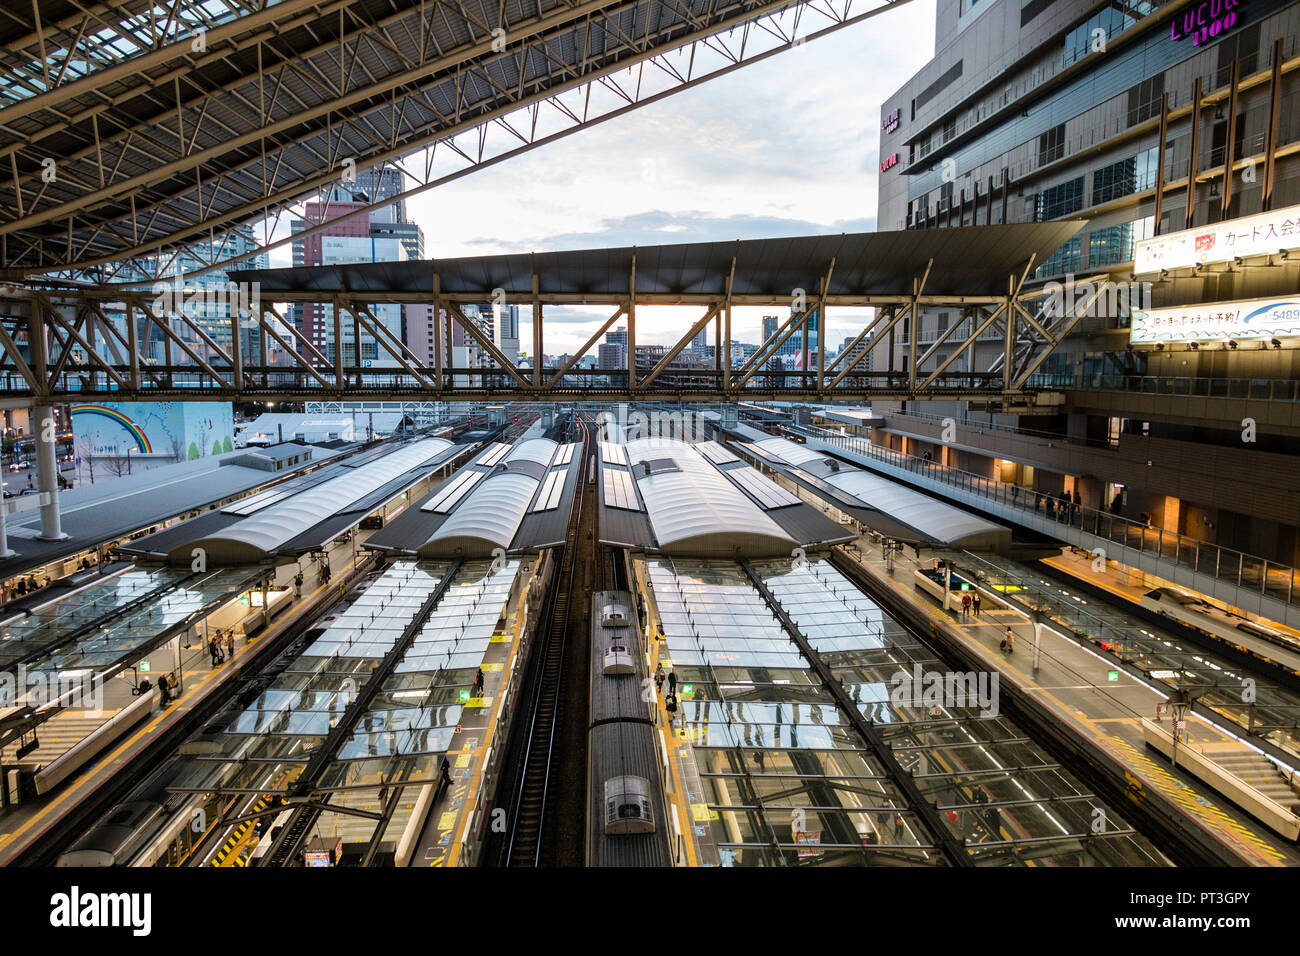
top-left (213, 439), bottom-right (222, 456)
top-left (187, 442), bottom-right (200, 460)
top-left (222, 436), bottom-right (233, 453)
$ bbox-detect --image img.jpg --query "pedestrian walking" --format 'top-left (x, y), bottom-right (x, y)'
top-left (1001, 627), bottom-right (1015, 654)
top-left (654, 664), bottom-right (665, 694)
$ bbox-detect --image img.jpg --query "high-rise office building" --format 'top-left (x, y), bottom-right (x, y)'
top-left (874, 0), bottom-right (1300, 566)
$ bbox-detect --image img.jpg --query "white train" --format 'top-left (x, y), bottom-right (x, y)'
top-left (1139, 587), bottom-right (1300, 673)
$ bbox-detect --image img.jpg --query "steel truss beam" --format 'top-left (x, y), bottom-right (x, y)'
top-left (1, 0), bottom-right (920, 281)
top-left (0, 266), bottom-right (1085, 406)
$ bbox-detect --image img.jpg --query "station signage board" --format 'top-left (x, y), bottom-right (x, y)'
top-left (1130, 296), bottom-right (1300, 345)
top-left (1134, 203), bottom-right (1300, 273)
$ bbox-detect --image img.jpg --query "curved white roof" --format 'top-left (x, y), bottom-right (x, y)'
top-left (504, 438), bottom-right (559, 466)
top-left (822, 470), bottom-right (1008, 548)
top-left (419, 471), bottom-right (539, 558)
top-left (623, 438), bottom-right (796, 557)
top-left (753, 436), bottom-right (827, 467)
top-left (174, 438), bottom-right (452, 562)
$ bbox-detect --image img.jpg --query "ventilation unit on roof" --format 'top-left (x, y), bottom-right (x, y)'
top-left (603, 775), bottom-right (655, 835)
top-left (601, 603), bottom-right (630, 627)
top-left (602, 644), bottom-right (635, 675)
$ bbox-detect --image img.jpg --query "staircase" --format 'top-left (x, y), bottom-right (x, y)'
top-left (1210, 751), bottom-right (1300, 812)
top-left (0, 711), bottom-right (116, 770)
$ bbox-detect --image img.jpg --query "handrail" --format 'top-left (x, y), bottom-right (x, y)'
top-left (789, 423), bottom-right (1300, 608)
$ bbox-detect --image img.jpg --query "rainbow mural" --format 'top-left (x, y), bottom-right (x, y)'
top-left (70, 404), bottom-right (152, 453)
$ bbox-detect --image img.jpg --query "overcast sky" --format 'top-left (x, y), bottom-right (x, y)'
top-left (282, 1), bottom-right (937, 355)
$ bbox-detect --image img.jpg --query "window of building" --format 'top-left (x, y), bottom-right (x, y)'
top-left (1064, 4), bottom-right (1152, 68)
top-left (1126, 74), bottom-right (1165, 126)
top-left (1038, 124), bottom-right (1066, 166)
top-left (1091, 147), bottom-right (1158, 205)
top-left (915, 60), bottom-right (964, 113)
top-left (1020, 0), bottom-right (1054, 28)
top-left (1034, 177), bottom-right (1084, 220)
top-left (1034, 236), bottom-right (1082, 279)
top-left (1087, 216), bottom-right (1154, 267)
top-left (942, 116), bottom-right (957, 144)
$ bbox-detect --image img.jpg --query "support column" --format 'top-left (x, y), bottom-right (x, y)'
top-left (0, 494), bottom-right (14, 558)
top-left (627, 257), bottom-right (637, 395)
top-left (1220, 59), bottom-right (1240, 219)
top-left (1185, 77), bottom-right (1202, 230)
top-left (1152, 93), bottom-right (1169, 235)
top-left (34, 405), bottom-right (67, 541)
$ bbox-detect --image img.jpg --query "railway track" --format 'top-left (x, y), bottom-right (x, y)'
top-left (499, 415), bottom-right (594, 866)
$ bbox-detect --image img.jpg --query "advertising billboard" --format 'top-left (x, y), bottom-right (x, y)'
top-left (1129, 297), bottom-right (1300, 345)
top-left (72, 402), bottom-right (236, 474)
top-left (1133, 203), bottom-right (1300, 273)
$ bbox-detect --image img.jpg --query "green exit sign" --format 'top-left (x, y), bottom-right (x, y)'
top-left (459, 690), bottom-right (471, 701)
top-left (139, 661), bottom-right (151, 672)
top-left (1107, 670), bottom-right (1119, 682)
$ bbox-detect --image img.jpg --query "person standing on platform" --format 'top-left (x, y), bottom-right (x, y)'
top-left (972, 592), bottom-right (981, 617)
top-left (654, 664), bottom-right (665, 695)
top-left (667, 668), bottom-right (677, 697)
top-left (961, 593), bottom-right (971, 618)
top-left (474, 667), bottom-right (485, 696)
top-left (226, 630), bottom-right (235, 661)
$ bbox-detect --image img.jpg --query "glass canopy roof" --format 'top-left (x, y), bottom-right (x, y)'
top-left (0, 567), bottom-right (259, 679)
top-left (645, 556), bottom-right (1169, 867)
top-left (165, 557), bottom-right (522, 859)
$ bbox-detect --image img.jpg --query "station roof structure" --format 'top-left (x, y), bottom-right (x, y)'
top-left (597, 437), bottom-right (851, 557)
top-left (233, 222), bottom-right (1085, 303)
top-left (723, 424), bottom-right (1011, 550)
top-left (0, 440), bottom-right (340, 581)
top-left (365, 436), bottom-right (583, 559)
top-left (119, 437), bottom-right (464, 564)
top-left (0, 0), bottom-right (925, 281)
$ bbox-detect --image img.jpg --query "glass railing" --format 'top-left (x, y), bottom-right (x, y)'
top-left (882, 408), bottom-right (1114, 449)
top-left (791, 423), bottom-right (1300, 608)
top-left (1025, 371), bottom-right (1300, 402)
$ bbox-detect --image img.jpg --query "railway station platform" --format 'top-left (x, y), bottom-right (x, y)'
top-left (408, 558), bottom-right (534, 867)
top-left (0, 531), bottom-right (378, 866)
top-left (832, 536), bottom-right (1300, 867)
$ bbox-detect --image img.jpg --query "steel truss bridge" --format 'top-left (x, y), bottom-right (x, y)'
top-left (0, 223), bottom-right (1103, 406)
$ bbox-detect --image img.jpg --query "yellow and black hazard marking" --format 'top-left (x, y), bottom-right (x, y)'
top-left (210, 795), bottom-right (270, 867)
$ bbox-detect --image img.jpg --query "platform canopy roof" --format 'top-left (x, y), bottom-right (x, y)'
top-left (726, 425), bottom-right (1010, 550)
top-left (232, 222), bottom-right (1086, 302)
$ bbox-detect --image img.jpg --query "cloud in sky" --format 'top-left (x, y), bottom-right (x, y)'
top-left (276, 1), bottom-right (937, 353)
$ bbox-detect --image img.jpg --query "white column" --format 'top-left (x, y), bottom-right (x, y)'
top-left (34, 404), bottom-right (67, 541)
